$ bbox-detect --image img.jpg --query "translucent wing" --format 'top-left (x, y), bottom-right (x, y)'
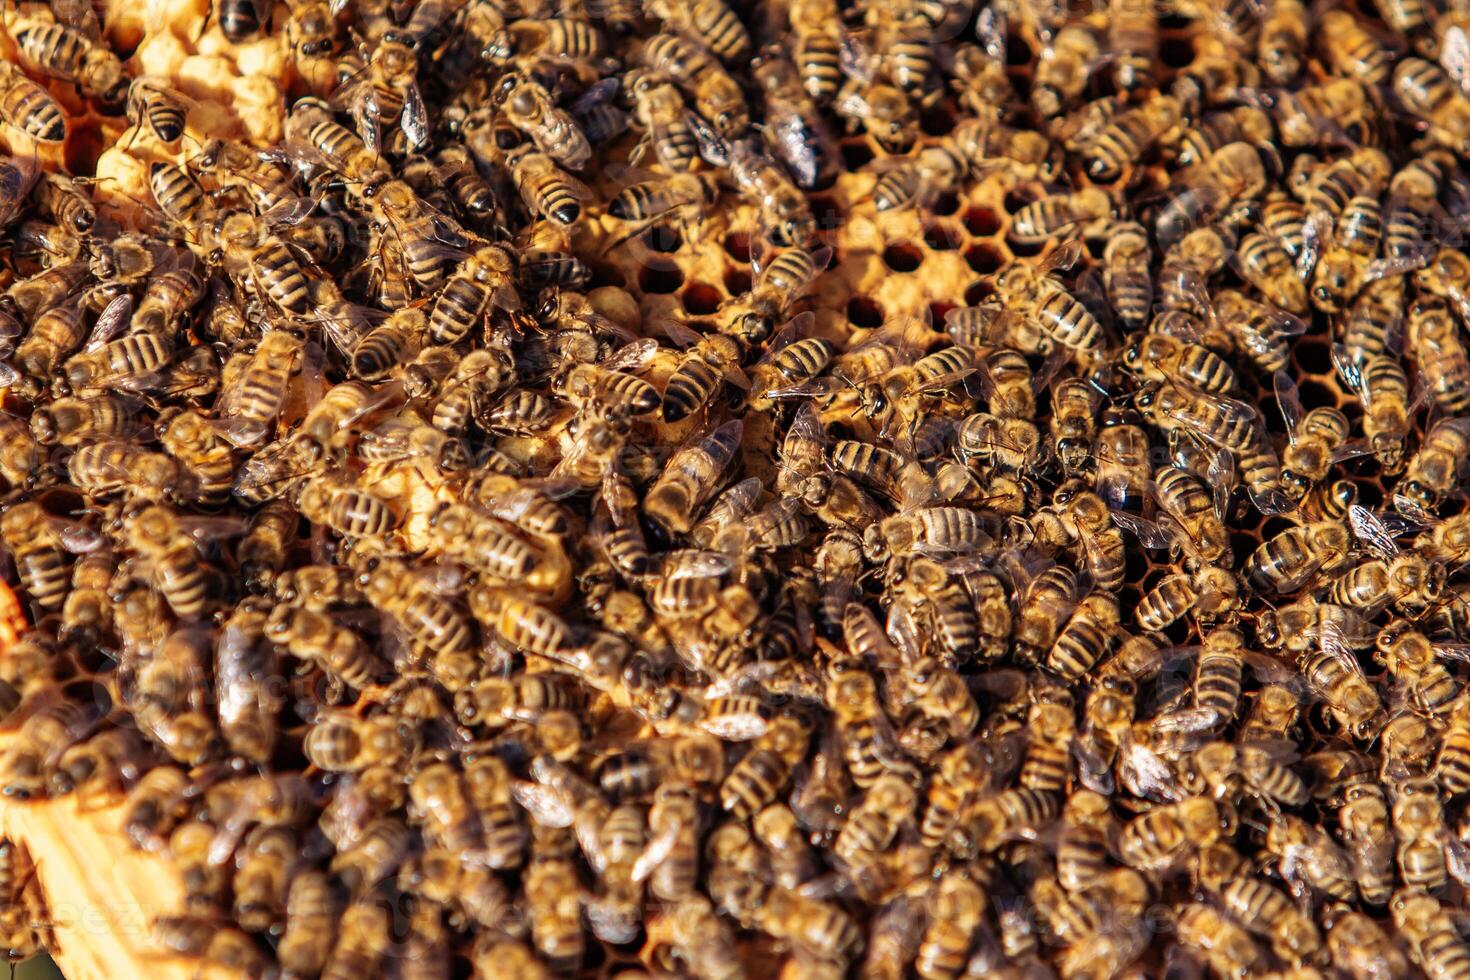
top-left (401, 83), bottom-right (431, 150)
top-left (663, 549), bottom-right (735, 580)
top-left (1110, 510), bottom-right (1179, 551)
top-left (1332, 343), bottom-right (1366, 396)
top-left (603, 337), bottom-right (661, 372)
top-left (259, 195), bottom-right (318, 228)
top-left (84, 294), bottom-right (134, 353)
top-left (510, 780), bottom-right (576, 827)
top-left (975, 5), bottom-right (1008, 60)
top-left (1273, 370), bottom-right (1303, 440)
top-left (1040, 238), bottom-right (1084, 275)
top-left (1348, 504), bottom-right (1404, 558)
top-left (1445, 24), bottom-right (1470, 96)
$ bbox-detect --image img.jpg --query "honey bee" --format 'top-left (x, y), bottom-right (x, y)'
top-left (124, 77), bottom-right (189, 145)
top-left (624, 72), bottom-right (700, 173)
top-left (1199, 852), bottom-right (1328, 963)
top-left (1023, 24), bottom-right (1095, 118)
top-left (0, 61), bottom-right (63, 144)
top-left (521, 828), bottom-right (586, 971)
top-left (213, 212), bottom-right (315, 321)
top-left (285, 97), bottom-right (388, 185)
top-left (992, 241), bottom-right (1103, 358)
top-left (295, 474), bottom-right (401, 541)
top-left (332, 32), bottom-right (429, 153)
top-left (1120, 333), bottom-right (1237, 398)
top-left (426, 245), bottom-right (520, 345)
top-left (283, 0), bottom-right (339, 88)
top-left (319, 901), bottom-right (393, 980)
top-left (962, 786), bottom-right (1060, 859)
top-left (752, 45), bottom-right (836, 189)
top-left (1327, 511), bottom-right (1444, 616)
top-left (645, 0), bottom-right (750, 62)
top-left (832, 773), bottom-right (915, 894)
top-left (1117, 796), bottom-right (1234, 874)
top-left (10, 12), bottom-right (125, 104)
top-left (1010, 189), bottom-right (1113, 245)
top-left (0, 502), bottom-right (96, 614)
top-left (267, 604), bottom-right (390, 691)
top-left (1392, 776), bottom-right (1458, 892)
top-left (1273, 373), bottom-right (1356, 505)
top-left (1185, 740), bottom-right (1310, 809)
top-left (705, 135), bottom-right (819, 254)
top-left (495, 71), bottom-right (592, 171)
top-left (1316, 9), bottom-right (1395, 83)
top-left (1135, 380), bottom-right (1260, 465)
top-left (1094, 222), bottom-right (1153, 334)
top-left (507, 143), bottom-right (592, 226)
top-left (1082, 95), bottom-right (1183, 181)
top-left (1398, 416), bottom-right (1470, 515)
top-left (756, 886), bottom-right (862, 967)
top-left (1234, 231), bottom-right (1310, 313)
top-left (153, 916), bottom-right (270, 976)
top-left (0, 691), bottom-right (107, 799)
top-left (1395, 56), bottom-right (1470, 155)
top-left (123, 765), bottom-right (190, 852)
top-left (14, 294), bottom-right (89, 380)
top-left (1408, 296), bottom-right (1470, 415)
top-left (1174, 902), bottom-right (1263, 978)
top-left (273, 869), bottom-right (338, 977)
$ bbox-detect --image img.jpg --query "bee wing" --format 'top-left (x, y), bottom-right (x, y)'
top-left (599, 471), bottom-right (637, 530)
top-left (573, 78), bottom-right (621, 114)
top-left (1447, 836), bottom-right (1470, 888)
top-left (1151, 707), bottom-right (1227, 737)
top-left (754, 311), bottom-right (816, 363)
top-left (510, 779), bottom-right (576, 828)
top-left (52, 521), bottom-right (105, 555)
top-left (1445, 24), bottom-right (1470, 96)
top-left (885, 599), bottom-right (926, 665)
top-left (1273, 371), bottom-right (1303, 442)
top-left (1071, 736), bottom-right (1116, 796)
top-left (603, 337), bottom-right (661, 373)
top-left (1030, 347), bottom-right (1071, 395)
top-left (1331, 343), bottom-right (1366, 397)
top-left (1364, 253), bottom-right (1431, 283)
top-left (1117, 736), bottom-right (1187, 803)
top-left (974, 5), bottom-right (1008, 60)
top-left (259, 195), bottom-right (318, 228)
top-left (1096, 473), bottom-right (1138, 512)
top-left (763, 376), bottom-right (845, 401)
top-left (783, 400), bottom-right (827, 464)
top-left (689, 112), bottom-right (730, 167)
top-left (401, 83), bottom-right (431, 150)
top-left (631, 821), bottom-right (680, 884)
top-left (51, 0), bottom-right (102, 37)
top-left (1109, 511), bottom-right (1176, 551)
top-left (208, 417), bottom-right (274, 449)
top-left (1348, 504), bottom-right (1404, 558)
top-left (1039, 238), bottom-right (1084, 275)
top-left (837, 30), bottom-right (874, 79)
top-left (664, 549), bottom-right (736, 581)
top-left (84, 293), bottom-right (135, 353)
top-left (1165, 386), bottom-right (1260, 443)
top-left (353, 91), bottom-right (385, 157)
top-left (659, 318), bottom-right (703, 349)
top-left (1296, 209), bottom-right (1325, 280)
top-left (175, 515), bottom-right (249, 544)
top-left (912, 367), bottom-right (979, 395)
top-left (1432, 643), bottom-right (1470, 665)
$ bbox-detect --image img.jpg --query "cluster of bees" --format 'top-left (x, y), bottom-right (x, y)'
top-left (7, 0), bottom-right (1470, 976)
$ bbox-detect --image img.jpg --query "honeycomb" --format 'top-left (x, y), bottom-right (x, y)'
top-left (2, 1), bottom-right (1470, 980)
